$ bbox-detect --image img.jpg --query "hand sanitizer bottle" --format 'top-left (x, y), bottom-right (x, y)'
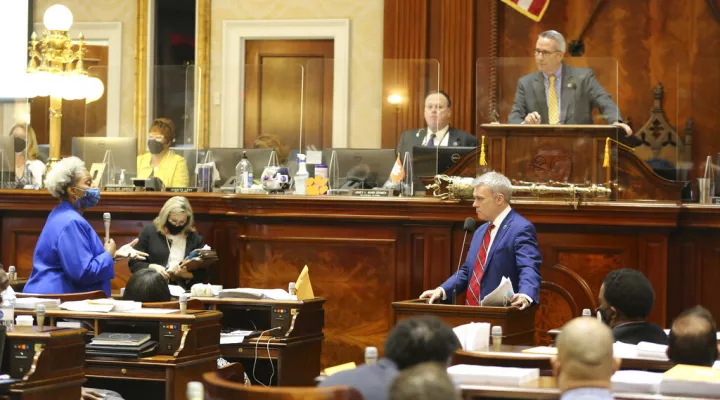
top-left (294, 154), bottom-right (309, 195)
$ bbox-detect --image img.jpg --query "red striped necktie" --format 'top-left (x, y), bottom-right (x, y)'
top-left (466, 223), bottom-right (495, 306)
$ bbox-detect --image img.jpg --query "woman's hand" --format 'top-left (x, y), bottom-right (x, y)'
top-left (149, 264), bottom-right (170, 279)
top-left (103, 239), bottom-right (117, 258)
top-left (167, 263), bottom-right (193, 280)
top-left (115, 238), bottom-right (149, 260)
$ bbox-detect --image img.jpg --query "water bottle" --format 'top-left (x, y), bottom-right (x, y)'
top-left (235, 151), bottom-right (253, 193)
top-left (364, 346), bottom-right (378, 365)
top-left (179, 293), bottom-right (189, 314)
top-left (119, 169), bottom-right (127, 185)
top-left (294, 154), bottom-right (309, 195)
top-left (491, 326), bottom-right (503, 351)
top-left (1, 298), bottom-right (15, 331)
top-left (7, 266), bottom-right (15, 282)
top-left (186, 381), bottom-right (203, 400)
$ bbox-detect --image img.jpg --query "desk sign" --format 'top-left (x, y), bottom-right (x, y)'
top-left (166, 187), bottom-right (200, 193)
top-left (104, 185), bottom-right (135, 192)
top-left (350, 189), bottom-right (394, 197)
top-left (711, 197), bottom-right (720, 204)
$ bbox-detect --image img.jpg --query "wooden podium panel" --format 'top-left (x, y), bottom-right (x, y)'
top-left (392, 300), bottom-right (535, 345)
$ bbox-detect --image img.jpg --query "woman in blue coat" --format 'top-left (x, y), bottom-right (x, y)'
top-left (24, 157), bottom-right (146, 296)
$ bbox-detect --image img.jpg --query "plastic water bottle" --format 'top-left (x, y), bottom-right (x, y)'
top-left (186, 381), bottom-right (203, 400)
top-left (119, 169), bottom-right (127, 185)
top-left (235, 151), bottom-right (253, 193)
top-left (491, 326), bottom-right (503, 351)
top-left (294, 154), bottom-right (309, 195)
top-left (364, 346), bottom-right (378, 365)
top-left (1, 298), bottom-right (15, 331)
top-left (7, 265), bottom-right (15, 282)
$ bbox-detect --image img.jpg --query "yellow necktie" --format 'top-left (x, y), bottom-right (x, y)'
top-left (548, 75), bottom-right (559, 125)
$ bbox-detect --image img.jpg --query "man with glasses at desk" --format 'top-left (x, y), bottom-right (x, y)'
top-left (508, 30), bottom-right (633, 137)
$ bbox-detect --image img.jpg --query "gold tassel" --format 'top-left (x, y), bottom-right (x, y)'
top-left (479, 136), bottom-right (487, 166)
top-left (602, 137), bottom-right (610, 168)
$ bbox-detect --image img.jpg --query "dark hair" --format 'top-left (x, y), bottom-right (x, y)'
top-left (389, 362), bottom-right (460, 400)
top-left (384, 316), bottom-right (461, 370)
top-left (603, 269), bottom-right (655, 319)
top-left (668, 306), bottom-right (718, 367)
top-left (425, 90), bottom-right (452, 108)
top-left (149, 117), bottom-right (176, 143)
top-left (123, 269), bottom-right (172, 302)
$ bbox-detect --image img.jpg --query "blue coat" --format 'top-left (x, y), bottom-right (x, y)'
top-left (440, 209), bottom-right (542, 303)
top-left (24, 201), bottom-right (114, 295)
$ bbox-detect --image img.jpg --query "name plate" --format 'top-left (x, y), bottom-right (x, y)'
top-left (166, 187), bottom-right (200, 193)
top-left (104, 185), bottom-right (135, 192)
top-left (349, 189), bottom-right (394, 197)
top-left (711, 197), bottom-right (720, 204)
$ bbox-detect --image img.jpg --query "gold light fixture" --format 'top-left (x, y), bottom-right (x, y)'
top-left (26, 4), bottom-right (105, 162)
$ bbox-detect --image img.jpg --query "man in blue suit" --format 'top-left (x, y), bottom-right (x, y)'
top-left (419, 171), bottom-right (541, 309)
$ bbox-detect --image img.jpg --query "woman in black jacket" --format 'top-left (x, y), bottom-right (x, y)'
top-left (128, 196), bottom-right (207, 289)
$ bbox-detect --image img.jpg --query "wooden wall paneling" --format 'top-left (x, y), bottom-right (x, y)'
top-left (637, 232), bottom-right (669, 327)
top-left (475, 0), bottom-right (502, 126)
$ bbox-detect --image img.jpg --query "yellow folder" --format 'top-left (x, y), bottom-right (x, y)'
top-left (295, 265), bottom-right (315, 301)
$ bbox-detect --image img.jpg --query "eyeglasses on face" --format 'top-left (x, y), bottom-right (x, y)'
top-left (533, 49), bottom-right (561, 57)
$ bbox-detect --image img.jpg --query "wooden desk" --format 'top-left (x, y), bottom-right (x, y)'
top-left (15, 308), bottom-right (222, 400)
top-left (452, 345), bottom-right (674, 372)
top-left (460, 376), bottom-right (707, 399)
top-left (0, 326), bottom-right (87, 400)
top-left (197, 297), bottom-right (325, 386)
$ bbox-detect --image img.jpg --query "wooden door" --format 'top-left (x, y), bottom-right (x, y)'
top-left (244, 40), bottom-right (334, 151)
top-left (30, 45), bottom-right (109, 157)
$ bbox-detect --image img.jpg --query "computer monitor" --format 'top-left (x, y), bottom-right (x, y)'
top-left (72, 137), bottom-right (138, 177)
top-left (37, 144), bottom-right (49, 163)
top-left (204, 148), bottom-right (274, 186)
top-left (170, 147), bottom-right (199, 185)
top-left (320, 148), bottom-right (396, 188)
top-left (412, 146), bottom-right (476, 178)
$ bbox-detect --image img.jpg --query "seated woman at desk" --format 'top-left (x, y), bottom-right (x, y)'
top-left (123, 269), bottom-right (172, 302)
top-left (23, 157), bottom-right (146, 296)
top-left (8, 123), bottom-right (45, 188)
top-left (136, 118), bottom-right (189, 187)
top-left (128, 196), bottom-right (207, 289)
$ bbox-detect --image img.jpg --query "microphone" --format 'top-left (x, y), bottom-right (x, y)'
top-left (36, 304), bottom-right (46, 331)
top-left (416, 128), bottom-right (425, 138)
top-left (103, 213), bottom-right (111, 243)
top-left (452, 217), bottom-right (476, 305)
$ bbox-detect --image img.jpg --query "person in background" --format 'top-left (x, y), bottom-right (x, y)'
top-left (552, 317), bottom-right (619, 400)
top-left (23, 157), bottom-right (146, 296)
top-left (389, 362), bottom-right (460, 400)
top-left (128, 196), bottom-right (207, 289)
top-left (667, 305), bottom-right (719, 367)
top-left (319, 316), bottom-right (461, 400)
top-left (597, 268), bottom-right (668, 345)
top-left (8, 123), bottom-right (45, 187)
top-left (253, 134), bottom-right (291, 166)
top-left (136, 118), bottom-right (189, 187)
top-left (122, 269), bottom-right (172, 302)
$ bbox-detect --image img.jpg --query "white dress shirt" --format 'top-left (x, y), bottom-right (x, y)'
top-left (166, 234), bottom-right (187, 270)
top-left (422, 125), bottom-right (450, 146)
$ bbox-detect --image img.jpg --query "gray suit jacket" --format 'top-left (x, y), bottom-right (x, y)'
top-left (396, 126), bottom-right (477, 161)
top-left (508, 64), bottom-right (622, 125)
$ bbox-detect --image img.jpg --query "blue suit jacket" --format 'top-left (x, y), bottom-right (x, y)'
top-left (24, 201), bottom-right (114, 296)
top-left (440, 209), bottom-right (542, 303)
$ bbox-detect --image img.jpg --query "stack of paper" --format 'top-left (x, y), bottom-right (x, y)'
top-left (60, 299), bottom-right (142, 313)
top-left (219, 288), bottom-right (293, 301)
top-left (521, 346), bottom-right (558, 355)
top-left (635, 342), bottom-right (669, 360)
top-left (453, 322), bottom-right (490, 351)
top-left (611, 370), bottom-right (662, 394)
top-left (660, 364), bottom-right (720, 397)
top-left (14, 297), bottom-right (60, 310)
top-left (448, 364), bottom-right (539, 385)
top-left (480, 276), bottom-right (514, 307)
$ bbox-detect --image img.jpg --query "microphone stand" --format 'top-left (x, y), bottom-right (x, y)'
top-left (452, 229), bottom-right (470, 305)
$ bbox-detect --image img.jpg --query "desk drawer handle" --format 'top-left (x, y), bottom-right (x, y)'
top-left (121, 368), bottom-right (127, 375)
top-left (237, 348), bottom-right (243, 353)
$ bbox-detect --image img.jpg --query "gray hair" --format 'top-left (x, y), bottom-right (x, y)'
top-left (472, 171), bottom-right (512, 202)
top-left (539, 30), bottom-right (566, 53)
top-left (45, 157), bottom-right (87, 198)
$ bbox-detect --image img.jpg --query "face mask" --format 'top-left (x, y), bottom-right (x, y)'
top-left (166, 221), bottom-right (186, 235)
top-left (73, 187), bottom-right (101, 209)
top-left (148, 139), bottom-right (165, 154)
top-left (14, 137), bottom-right (26, 153)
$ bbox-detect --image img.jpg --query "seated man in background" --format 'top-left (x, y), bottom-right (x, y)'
top-left (389, 362), bottom-right (460, 400)
top-left (552, 317), bottom-right (619, 400)
top-left (667, 306), bottom-right (719, 367)
top-left (319, 316), bottom-right (461, 400)
top-left (597, 268), bottom-right (668, 345)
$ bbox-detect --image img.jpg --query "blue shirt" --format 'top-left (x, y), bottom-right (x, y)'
top-left (543, 68), bottom-right (563, 122)
top-left (318, 358), bottom-right (398, 400)
top-left (24, 201), bottom-right (114, 295)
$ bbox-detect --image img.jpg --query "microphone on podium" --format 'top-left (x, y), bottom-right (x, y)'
top-left (103, 213), bottom-right (111, 243)
top-left (452, 217), bottom-right (476, 305)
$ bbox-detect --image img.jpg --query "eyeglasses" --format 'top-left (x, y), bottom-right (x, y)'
top-left (425, 104), bottom-right (448, 111)
top-left (533, 49), bottom-right (561, 57)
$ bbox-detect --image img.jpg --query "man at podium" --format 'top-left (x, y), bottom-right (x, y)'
top-left (420, 172), bottom-right (541, 309)
top-left (507, 30), bottom-right (632, 136)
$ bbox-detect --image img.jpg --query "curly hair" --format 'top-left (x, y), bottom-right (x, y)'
top-left (45, 157), bottom-right (87, 198)
top-left (603, 269), bottom-right (655, 319)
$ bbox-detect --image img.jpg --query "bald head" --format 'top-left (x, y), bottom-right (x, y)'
top-left (555, 318), bottom-right (617, 382)
top-left (668, 306), bottom-right (718, 367)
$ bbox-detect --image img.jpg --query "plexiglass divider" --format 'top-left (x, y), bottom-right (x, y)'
top-left (1, 99), bottom-right (35, 189)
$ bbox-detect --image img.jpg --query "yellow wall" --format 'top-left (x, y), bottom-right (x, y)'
top-left (209, 0), bottom-right (384, 148)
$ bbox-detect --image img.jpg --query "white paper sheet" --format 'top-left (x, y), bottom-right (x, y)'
top-left (480, 276), bottom-right (515, 306)
top-left (60, 301), bottom-right (114, 313)
top-left (129, 308), bottom-right (178, 314)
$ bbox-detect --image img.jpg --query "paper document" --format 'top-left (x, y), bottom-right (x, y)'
top-left (453, 322), bottom-right (490, 351)
top-left (219, 288), bottom-right (293, 301)
top-left (168, 285), bottom-right (186, 297)
top-left (448, 364), bottom-right (539, 385)
top-left (220, 336), bottom-right (245, 344)
top-left (521, 346), bottom-right (558, 355)
top-left (130, 308), bottom-right (178, 315)
top-left (611, 370), bottom-right (662, 394)
top-left (15, 297), bottom-right (60, 310)
top-left (480, 276), bottom-right (515, 306)
top-left (61, 301), bottom-right (115, 313)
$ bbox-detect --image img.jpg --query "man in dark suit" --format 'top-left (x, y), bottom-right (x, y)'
top-left (597, 268), bottom-right (668, 345)
top-left (508, 30), bottom-right (633, 136)
top-left (396, 90), bottom-right (477, 161)
top-left (420, 171), bottom-right (542, 310)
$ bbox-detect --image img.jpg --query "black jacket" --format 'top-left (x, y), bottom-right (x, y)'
top-left (128, 224), bottom-right (207, 289)
top-left (612, 321), bottom-right (668, 345)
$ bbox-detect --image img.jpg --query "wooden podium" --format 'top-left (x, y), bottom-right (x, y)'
top-left (392, 299), bottom-right (536, 345)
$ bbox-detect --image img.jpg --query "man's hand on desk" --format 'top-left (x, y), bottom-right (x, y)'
top-left (523, 112), bottom-right (541, 124)
top-left (419, 288), bottom-right (444, 304)
top-left (510, 293), bottom-right (530, 310)
top-left (612, 121), bottom-right (633, 136)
